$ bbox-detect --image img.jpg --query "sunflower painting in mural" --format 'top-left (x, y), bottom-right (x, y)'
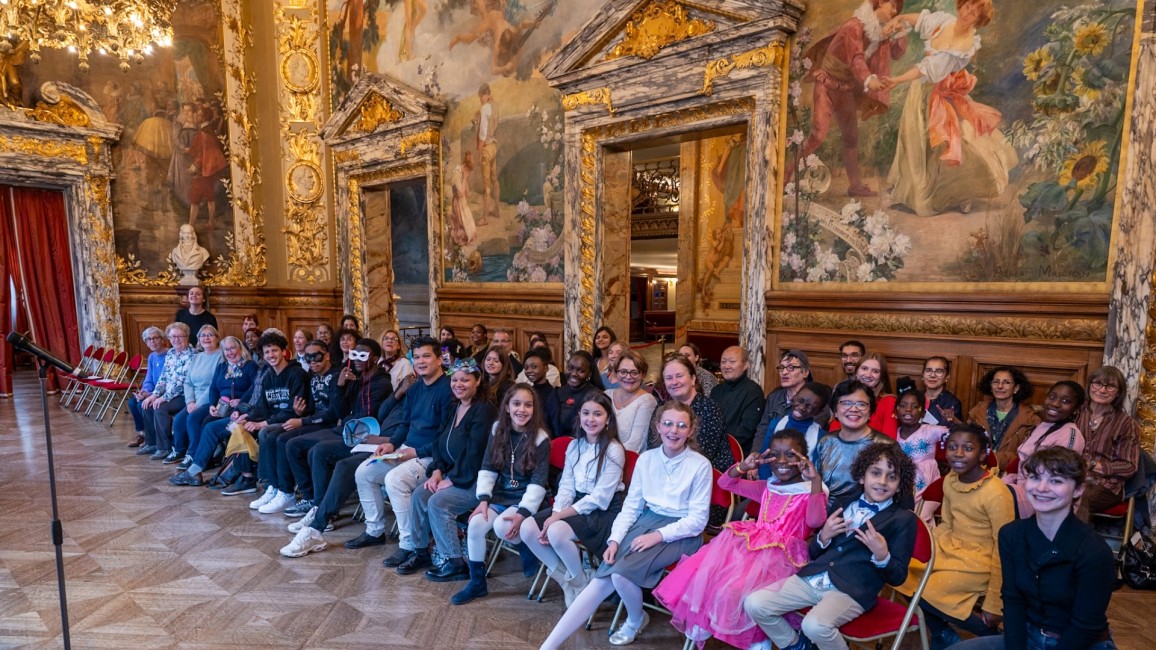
top-left (779, 0), bottom-right (1138, 284)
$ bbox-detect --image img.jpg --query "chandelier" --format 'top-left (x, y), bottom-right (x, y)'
top-left (0, 0), bottom-right (177, 72)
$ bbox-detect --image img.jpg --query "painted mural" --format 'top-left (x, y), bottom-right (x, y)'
top-left (695, 133), bottom-right (746, 318)
top-left (779, 0), bottom-right (1138, 285)
top-left (16, 0), bottom-right (231, 277)
top-left (327, 0), bottom-right (596, 283)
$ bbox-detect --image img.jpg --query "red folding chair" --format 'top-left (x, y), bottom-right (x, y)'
top-left (59, 345), bottom-right (100, 405)
top-left (527, 437), bottom-right (579, 595)
top-left (79, 350), bottom-right (128, 415)
top-left (69, 348), bottom-right (115, 409)
top-left (838, 517), bottom-right (936, 650)
top-left (94, 354), bottom-right (143, 423)
top-left (728, 435), bottom-right (743, 464)
top-left (915, 476), bottom-right (946, 522)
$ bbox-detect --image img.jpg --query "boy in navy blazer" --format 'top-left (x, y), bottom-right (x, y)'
top-left (744, 442), bottom-right (918, 650)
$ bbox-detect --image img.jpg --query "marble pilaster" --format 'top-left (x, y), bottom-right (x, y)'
top-left (1108, 29), bottom-right (1156, 451)
top-left (600, 150), bottom-right (633, 342)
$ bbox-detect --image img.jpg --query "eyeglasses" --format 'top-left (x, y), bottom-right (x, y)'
top-left (1090, 381), bottom-right (1119, 393)
top-left (839, 353), bottom-right (861, 360)
top-left (617, 369), bottom-right (641, 378)
top-left (381, 336), bottom-right (400, 342)
top-left (145, 335), bottom-right (163, 341)
top-left (837, 400), bottom-right (869, 412)
top-left (659, 419), bottom-right (690, 430)
top-left (923, 368), bottom-right (947, 376)
top-left (776, 364), bottom-right (803, 373)
top-left (991, 379), bottom-right (1015, 387)
top-left (168, 334), bottom-right (188, 340)
top-left (304, 351), bottom-right (326, 363)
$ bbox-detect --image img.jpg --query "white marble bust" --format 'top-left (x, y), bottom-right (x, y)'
top-left (171, 224), bottom-right (209, 285)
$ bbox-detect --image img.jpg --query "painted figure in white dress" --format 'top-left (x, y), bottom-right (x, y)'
top-left (884, 0), bottom-right (1017, 216)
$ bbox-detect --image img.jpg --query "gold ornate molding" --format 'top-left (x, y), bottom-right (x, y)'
top-left (701, 40), bottom-right (785, 96)
top-left (116, 254), bottom-right (180, 286)
top-left (202, 0), bottom-right (267, 288)
top-left (604, 0), bottom-right (716, 61)
top-left (334, 149), bottom-right (360, 164)
top-left (83, 175), bottom-right (123, 347)
top-left (562, 88), bottom-right (616, 115)
top-left (0, 135), bottom-right (87, 163)
top-left (440, 301), bottom-right (564, 318)
top-left (354, 93), bottom-right (406, 133)
top-left (1139, 268), bottom-right (1156, 451)
top-left (576, 98), bottom-right (755, 346)
top-left (398, 127), bottom-right (440, 156)
top-left (120, 290), bottom-right (339, 308)
top-left (766, 310), bottom-right (1108, 343)
top-left (26, 96), bottom-right (91, 127)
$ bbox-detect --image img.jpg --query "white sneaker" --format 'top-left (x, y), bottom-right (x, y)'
top-left (288, 506), bottom-right (317, 533)
top-left (280, 526), bottom-right (327, 558)
top-left (258, 490), bottom-right (295, 514)
top-left (249, 485), bottom-right (277, 510)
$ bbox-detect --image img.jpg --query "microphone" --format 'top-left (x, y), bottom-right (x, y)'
top-left (5, 332), bottom-right (80, 375)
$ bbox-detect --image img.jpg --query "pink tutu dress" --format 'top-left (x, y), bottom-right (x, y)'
top-left (653, 472), bottom-right (827, 649)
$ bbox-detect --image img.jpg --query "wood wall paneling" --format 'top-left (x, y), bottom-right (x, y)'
top-left (119, 286), bottom-right (344, 359)
top-left (764, 291), bottom-right (1109, 414)
top-left (436, 286), bottom-right (564, 361)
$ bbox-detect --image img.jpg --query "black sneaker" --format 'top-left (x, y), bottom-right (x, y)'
top-left (221, 477), bottom-right (258, 496)
top-left (176, 456), bottom-right (193, 472)
top-left (383, 547), bottom-right (416, 568)
top-left (162, 450), bottom-right (183, 464)
top-left (135, 445), bottom-right (157, 456)
top-left (344, 532), bottom-right (387, 549)
top-left (284, 499), bottom-right (314, 518)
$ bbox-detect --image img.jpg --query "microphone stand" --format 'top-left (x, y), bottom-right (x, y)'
top-left (34, 359), bottom-right (71, 649)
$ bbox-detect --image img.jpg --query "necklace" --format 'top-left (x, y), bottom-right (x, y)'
top-left (508, 433), bottom-right (523, 488)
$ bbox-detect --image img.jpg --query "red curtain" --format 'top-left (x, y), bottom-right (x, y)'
top-left (0, 186), bottom-right (81, 393)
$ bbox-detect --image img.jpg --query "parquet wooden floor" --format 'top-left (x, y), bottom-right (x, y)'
top-left (0, 370), bottom-right (1153, 649)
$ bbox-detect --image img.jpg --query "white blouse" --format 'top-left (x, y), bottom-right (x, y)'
top-left (554, 438), bottom-right (626, 515)
top-left (608, 388), bottom-right (659, 453)
top-left (609, 446), bottom-right (712, 545)
top-left (914, 10), bottom-right (981, 84)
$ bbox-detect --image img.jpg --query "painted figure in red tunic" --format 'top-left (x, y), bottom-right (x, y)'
top-left (792, 0), bottom-right (907, 197)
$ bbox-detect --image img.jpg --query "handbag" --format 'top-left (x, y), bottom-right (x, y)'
top-left (1122, 531), bottom-right (1156, 590)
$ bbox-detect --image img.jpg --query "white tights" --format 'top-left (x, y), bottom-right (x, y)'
top-left (519, 517), bottom-right (585, 581)
top-left (466, 507), bottom-right (521, 562)
top-left (539, 574), bottom-right (644, 650)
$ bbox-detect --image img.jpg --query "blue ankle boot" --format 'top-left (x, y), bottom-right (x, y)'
top-left (450, 560), bottom-right (489, 605)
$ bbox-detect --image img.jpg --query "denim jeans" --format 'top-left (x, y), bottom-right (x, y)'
top-left (417, 485), bottom-right (479, 559)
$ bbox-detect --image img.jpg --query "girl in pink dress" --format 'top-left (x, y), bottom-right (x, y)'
top-left (894, 384), bottom-right (949, 524)
top-left (654, 428), bottom-right (827, 649)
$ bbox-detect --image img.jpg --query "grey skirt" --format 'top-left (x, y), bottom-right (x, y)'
top-left (594, 509), bottom-right (703, 588)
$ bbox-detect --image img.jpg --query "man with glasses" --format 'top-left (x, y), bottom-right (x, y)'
top-left (752, 349), bottom-right (814, 448)
top-left (490, 327), bottom-right (521, 373)
top-left (710, 346), bottom-right (765, 454)
top-left (921, 356), bottom-right (962, 425)
top-left (838, 340), bottom-right (866, 381)
top-left (250, 341), bottom-right (343, 515)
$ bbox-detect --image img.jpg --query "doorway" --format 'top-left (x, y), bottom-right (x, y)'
top-left (361, 178), bottom-right (431, 336)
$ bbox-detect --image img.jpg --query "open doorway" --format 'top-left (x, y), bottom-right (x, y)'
top-left (361, 178), bottom-right (431, 337)
top-left (617, 127), bottom-right (747, 373)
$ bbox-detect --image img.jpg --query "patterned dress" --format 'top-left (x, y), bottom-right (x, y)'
top-left (654, 476), bottom-right (827, 649)
top-left (898, 424), bottom-right (948, 496)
